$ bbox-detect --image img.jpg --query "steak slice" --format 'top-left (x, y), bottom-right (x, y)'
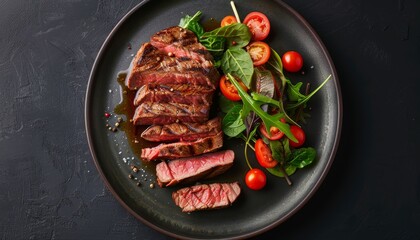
top-left (141, 117), bottom-right (221, 142)
top-left (134, 84), bottom-right (214, 107)
top-left (125, 42), bottom-right (219, 90)
top-left (172, 182), bottom-right (241, 212)
top-left (150, 26), bottom-right (213, 63)
top-left (156, 150), bottom-right (234, 187)
top-left (133, 102), bottom-right (210, 125)
top-left (141, 131), bottom-right (223, 161)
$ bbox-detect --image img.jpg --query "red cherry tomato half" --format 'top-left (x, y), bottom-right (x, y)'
top-left (219, 75), bottom-right (247, 101)
top-left (255, 139), bottom-right (278, 168)
top-left (246, 41), bottom-right (271, 66)
top-left (282, 51), bottom-right (304, 72)
top-left (221, 15), bottom-right (238, 27)
top-left (289, 125), bottom-right (306, 148)
top-left (243, 12), bottom-right (271, 41)
top-left (245, 168), bottom-right (267, 190)
top-left (259, 124), bottom-right (284, 141)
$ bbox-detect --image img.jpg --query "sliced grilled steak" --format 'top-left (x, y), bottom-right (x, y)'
top-left (172, 182), bottom-right (241, 212)
top-left (141, 131), bottom-right (223, 161)
top-left (133, 102), bottom-right (210, 125)
top-left (141, 117), bottom-right (221, 142)
top-left (150, 26), bottom-right (213, 63)
top-left (125, 42), bottom-right (219, 90)
top-left (156, 150), bottom-right (234, 187)
top-left (134, 84), bottom-right (214, 107)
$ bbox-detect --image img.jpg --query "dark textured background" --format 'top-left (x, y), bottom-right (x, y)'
top-left (1, 0), bottom-right (419, 239)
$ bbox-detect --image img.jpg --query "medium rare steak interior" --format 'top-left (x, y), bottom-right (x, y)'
top-left (172, 182), bottom-right (241, 212)
top-left (156, 150), bottom-right (234, 187)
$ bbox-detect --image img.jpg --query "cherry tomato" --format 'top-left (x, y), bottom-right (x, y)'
top-left (289, 125), bottom-right (306, 148)
top-left (246, 41), bottom-right (271, 66)
top-left (221, 15), bottom-right (237, 27)
top-left (219, 75), bottom-right (247, 101)
top-left (255, 139), bottom-right (278, 168)
top-left (245, 168), bottom-right (267, 190)
top-left (243, 12), bottom-right (271, 41)
top-left (259, 123), bottom-right (284, 141)
top-left (282, 51), bottom-right (304, 72)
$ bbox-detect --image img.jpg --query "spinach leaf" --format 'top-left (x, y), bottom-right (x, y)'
top-left (227, 74), bottom-right (298, 142)
top-left (288, 147), bottom-right (316, 168)
top-left (179, 11), bottom-right (204, 37)
top-left (222, 48), bottom-right (254, 88)
top-left (200, 36), bottom-right (226, 58)
top-left (218, 95), bottom-right (242, 114)
top-left (266, 165), bottom-right (297, 177)
top-left (222, 104), bottom-right (246, 137)
top-left (201, 23), bottom-right (251, 48)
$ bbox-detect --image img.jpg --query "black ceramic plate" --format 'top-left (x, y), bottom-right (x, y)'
top-left (85, 0), bottom-right (342, 239)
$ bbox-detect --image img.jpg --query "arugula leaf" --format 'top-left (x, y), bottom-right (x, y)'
top-left (288, 147), bottom-right (316, 168)
top-left (222, 48), bottom-right (254, 88)
top-left (201, 23), bottom-right (251, 48)
top-left (251, 92), bottom-right (300, 127)
top-left (218, 95), bottom-right (242, 114)
top-left (287, 81), bottom-right (306, 102)
top-left (222, 104), bottom-right (246, 137)
top-left (179, 11), bottom-right (204, 36)
top-left (227, 74), bottom-right (298, 142)
top-left (244, 124), bottom-right (259, 169)
top-left (286, 75), bottom-right (332, 110)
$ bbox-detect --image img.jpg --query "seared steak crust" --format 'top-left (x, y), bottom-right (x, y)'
top-left (134, 84), bottom-right (214, 107)
top-left (126, 43), bottom-right (218, 90)
top-left (150, 26), bottom-right (214, 63)
top-left (133, 102), bottom-right (210, 125)
top-left (141, 131), bottom-right (223, 161)
top-left (156, 150), bottom-right (234, 187)
top-left (172, 182), bottom-right (241, 212)
top-left (141, 117), bottom-right (221, 142)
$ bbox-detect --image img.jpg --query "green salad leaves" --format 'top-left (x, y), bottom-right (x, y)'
top-left (179, 10), bottom-right (331, 185)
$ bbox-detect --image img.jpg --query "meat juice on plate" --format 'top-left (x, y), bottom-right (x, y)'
top-left (114, 71), bottom-right (157, 171)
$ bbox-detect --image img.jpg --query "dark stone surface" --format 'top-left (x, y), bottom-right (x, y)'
top-left (0, 0), bottom-right (419, 239)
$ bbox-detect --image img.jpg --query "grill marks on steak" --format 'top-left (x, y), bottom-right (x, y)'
top-left (123, 27), bottom-right (237, 211)
top-left (150, 26), bottom-right (213, 63)
top-left (133, 102), bottom-right (210, 125)
top-left (141, 132), bottom-right (223, 161)
top-left (126, 42), bottom-right (218, 90)
top-left (134, 84), bottom-right (214, 107)
top-left (172, 182), bottom-right (241, 212)
top-left (141, 117), bottom-right (221, 142)
top-left (156, 150), bottom-right (234, 187)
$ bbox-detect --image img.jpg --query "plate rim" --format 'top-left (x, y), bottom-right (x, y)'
top-left (84, 0), bottom-right (343, 239)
